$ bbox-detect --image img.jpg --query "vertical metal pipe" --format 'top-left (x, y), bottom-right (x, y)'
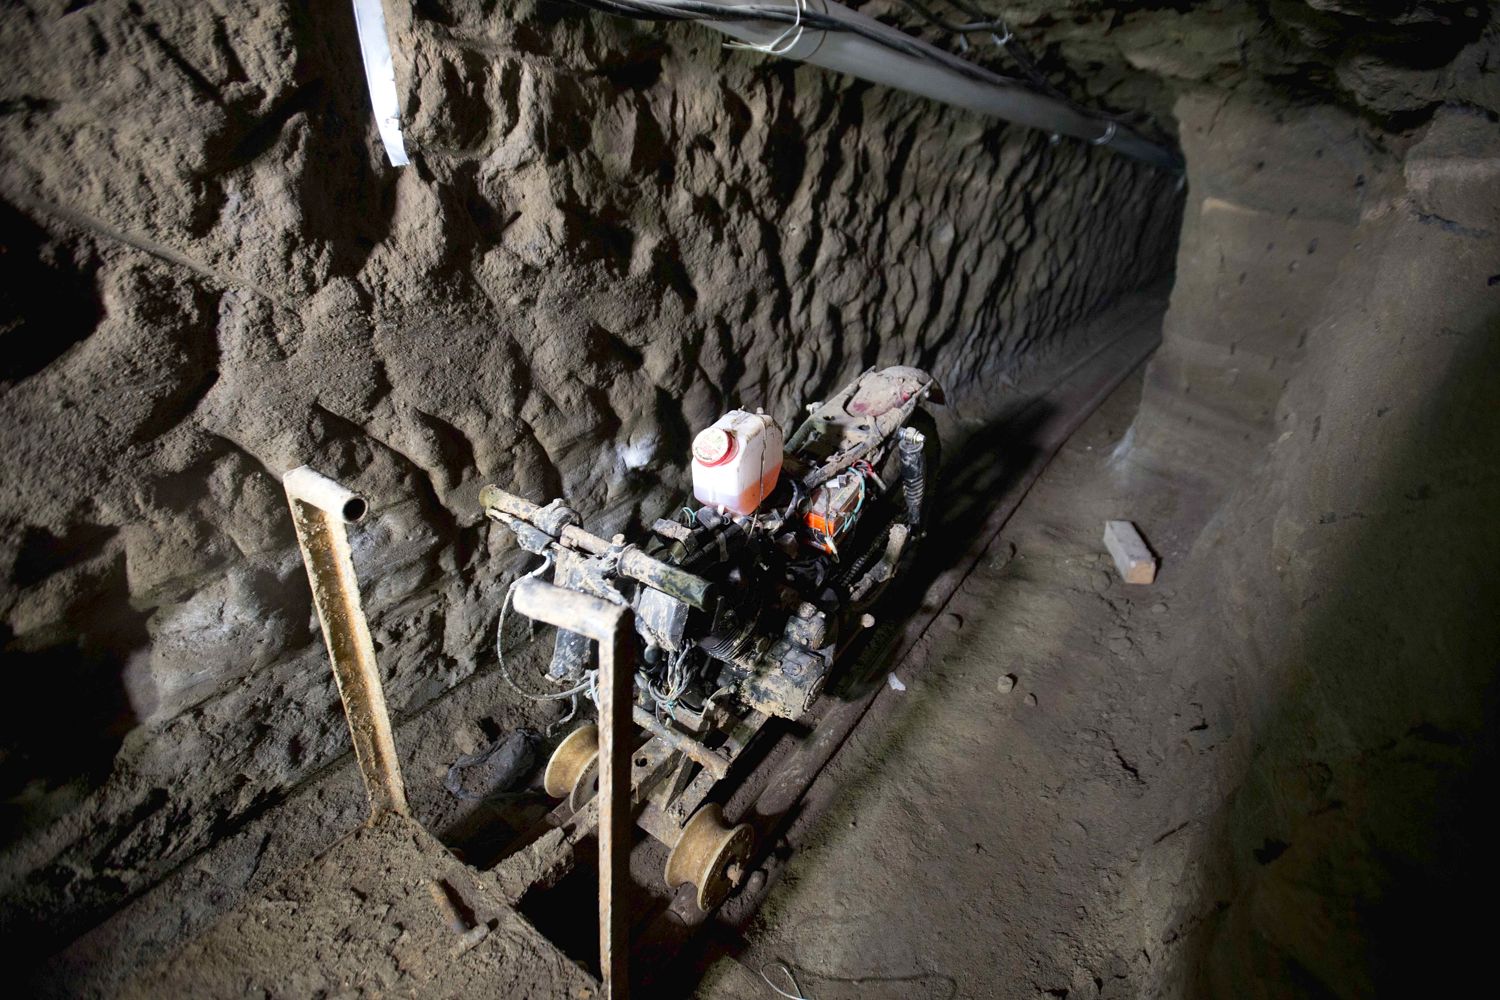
top-left (596, 611), bottom-right (632, 999)
top-left (283, 466), bottom-right (409, 820)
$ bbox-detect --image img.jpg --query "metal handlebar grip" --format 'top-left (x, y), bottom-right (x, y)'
top-left (479, 484), bottom-right (539, 521)
top-left (480, 483), bottom-right (714, 610)
top-left (617, 548), bottom-right (713, 610)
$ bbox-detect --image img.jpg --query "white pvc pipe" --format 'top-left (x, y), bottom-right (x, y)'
top-left (284, 466), bottom-right (369, 523)
top-left (696, 0), bottom-right (1179, 170)
top-left (352, 0), bottom-right (410, 166)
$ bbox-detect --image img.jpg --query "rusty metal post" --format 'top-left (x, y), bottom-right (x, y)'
top-left (511, 578), bottom-right (633, 1000)
top-left (283, 466), bottom-right (409, 820)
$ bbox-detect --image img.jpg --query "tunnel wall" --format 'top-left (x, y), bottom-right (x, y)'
top-left (0, 0), bottom-right (1181, 957)
top-left (962, 3), bottom-right (1497, 992)
top-left (1120, 86), bottom-right (1500, 1000)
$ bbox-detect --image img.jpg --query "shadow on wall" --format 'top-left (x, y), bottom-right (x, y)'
top-left (1152, 98), bottom-right (1500, 995)
top-left (1196, 305), bottom-right (1500, 996)
top-left (0, 534), bottom-right (144, 844)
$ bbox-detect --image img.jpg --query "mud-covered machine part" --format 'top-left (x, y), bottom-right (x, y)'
top-left (482, 365), bottom-right (942, 910)
top-left (664, 804), bottom-right (754, 912)
top-left (543, 723), bottom-right (600, 812)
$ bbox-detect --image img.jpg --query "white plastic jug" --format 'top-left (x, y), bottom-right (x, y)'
top-left (691, 410), bottom-right (783, 515)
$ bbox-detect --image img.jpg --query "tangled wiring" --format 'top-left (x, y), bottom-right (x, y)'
top-left (495, 552), bottom-right (599, 733)
top-left (642, 647), bottom-right (693, 709)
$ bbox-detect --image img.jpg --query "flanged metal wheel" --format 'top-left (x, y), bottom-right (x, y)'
top-left (543, 723), bottom-right (599, 811)
top-left (663, 803), bottom-right (754, 912)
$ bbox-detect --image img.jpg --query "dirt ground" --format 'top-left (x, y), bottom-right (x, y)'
top-left (692, 363), bottom-right (1237, 999)
top-left (122, 812), bottom-right (597, 999)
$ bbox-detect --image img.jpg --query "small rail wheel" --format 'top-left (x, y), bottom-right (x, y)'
top-left (663, 803), bottom-right (754, 912)
top-left (544, 723), bottom-right (599, 810)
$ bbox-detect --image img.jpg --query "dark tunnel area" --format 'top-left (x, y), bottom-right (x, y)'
top-left (1, 1), bottom-right (1497, 997)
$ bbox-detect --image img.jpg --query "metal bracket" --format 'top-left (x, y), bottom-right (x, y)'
top-left (283, 466), bottom-right (409, 820)
top-left (511, 577), bottom-right (634, 1000)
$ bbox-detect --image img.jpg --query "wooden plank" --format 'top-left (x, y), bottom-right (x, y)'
top-left (1104, 519), bottom-right (1157, 584)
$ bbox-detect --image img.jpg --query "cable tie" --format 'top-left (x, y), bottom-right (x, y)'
top-left (725, 0), bottom-right (808, 56)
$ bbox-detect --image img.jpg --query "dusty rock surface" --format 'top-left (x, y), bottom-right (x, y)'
top-left (0, 0), bottom-right (1180, 973)
top-left (998, 0), bottom-right (1500, 131)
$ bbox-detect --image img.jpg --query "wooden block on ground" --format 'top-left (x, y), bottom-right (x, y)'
top-left (1103, 520), bottom-right (1157, 584)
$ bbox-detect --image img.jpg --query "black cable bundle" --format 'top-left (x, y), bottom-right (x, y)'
top-left (557, 0), bottom-right (1143, 129)
top-left (559, 0), bottom-right (1031, 88)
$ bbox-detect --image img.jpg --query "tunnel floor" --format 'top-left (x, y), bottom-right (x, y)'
top-left (691, 362), bottom-right (1230, 999)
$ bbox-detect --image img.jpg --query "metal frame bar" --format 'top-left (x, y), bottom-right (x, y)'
top-left (511, 577), bottom-right (633, 1000)
top-left (632, 705), bottom-right (731, 780)
top-left (283, 466), bottom-right (409, 820)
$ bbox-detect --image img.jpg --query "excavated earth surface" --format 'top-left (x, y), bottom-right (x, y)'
top-left (2, 0), bottom-right (1497, 996)
top-left (1, 0), bottom-right (1179, 975)
top-left (122, 813), bottom-right (597, 999)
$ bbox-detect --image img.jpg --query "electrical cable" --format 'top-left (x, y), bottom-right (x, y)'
top-left (761, 961), bottom-right (813, 999)
top-left (564, 0), bottom-right (1030, 88)
top-left (725, 0), bottom-right (808, 54)
top-left (494, 552), bottom-right (597, 705)
top-left (888, 0), bottom-right (1007, 35)
top-left (890, 0), bottom-right (1143, 125)
top-left (565, 0), bottom-right (1153, 133)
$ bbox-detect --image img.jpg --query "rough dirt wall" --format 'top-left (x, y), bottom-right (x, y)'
top-left (0, 0), bottom-right (1181, 958)
top-left (1002, 5), bottom-right (1500, 994)
top-left (1104, 43), bottom-right (1500, 1000)
top-left (1130, 94), bottom-right (1498, 997)
top-left (1001, 0), bottom-right (1498, 130)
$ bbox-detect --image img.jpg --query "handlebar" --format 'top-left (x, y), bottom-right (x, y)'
top-left (480, 484), bottom-right (714, 610)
